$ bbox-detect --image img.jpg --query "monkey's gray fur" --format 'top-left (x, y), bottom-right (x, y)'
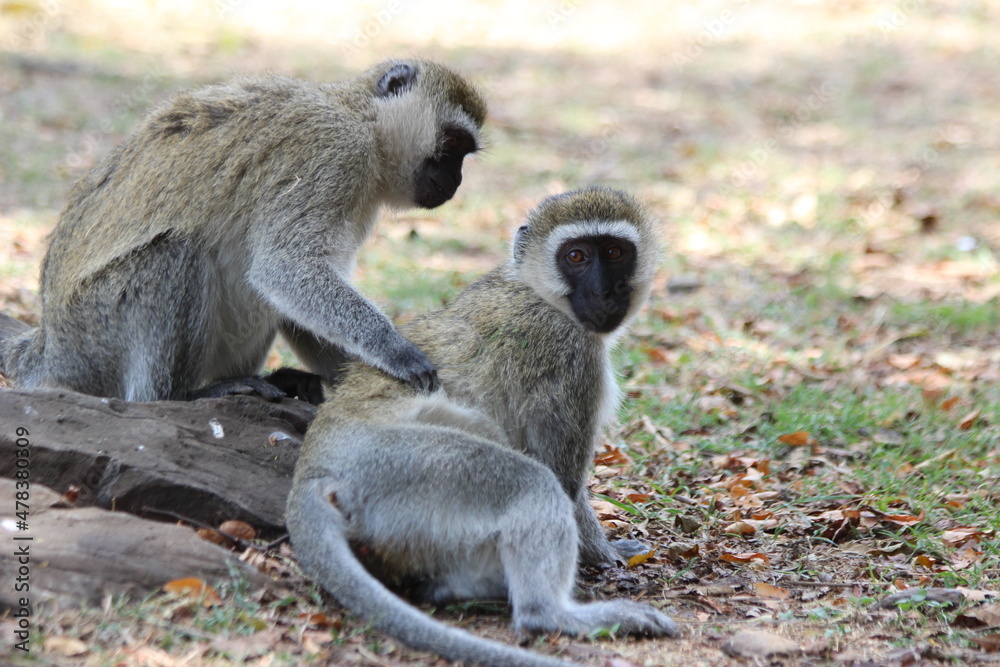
top-left (287, 187), bottom-right (677, 667)
top-left (0, 60), bottom-right (485, 402)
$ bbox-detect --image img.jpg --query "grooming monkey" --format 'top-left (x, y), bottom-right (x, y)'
top-left (287, 188), bottom-right (678, 667)
top-left (0, 60), bottom-right (485, 403)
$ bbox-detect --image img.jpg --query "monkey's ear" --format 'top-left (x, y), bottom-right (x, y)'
top-left (376, 63), bottom-right (418, 97)
top-left (513, 224), bottom-right (531, 259)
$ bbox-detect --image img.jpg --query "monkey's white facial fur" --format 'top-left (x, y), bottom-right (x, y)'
top-left (514, 219), bottom-right (649, 341)
top-left (512, 188), bottom-right (659, 343)
top-left (373, 66), bottom-right (482, 211)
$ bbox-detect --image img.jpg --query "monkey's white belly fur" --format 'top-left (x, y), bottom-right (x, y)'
top-left (202, 246), bottom-right (279, 382)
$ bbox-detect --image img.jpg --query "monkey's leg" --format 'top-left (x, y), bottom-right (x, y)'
top-left (0, 314), bottom-right (38, 384)
top-left (499, 479), bottom-right (677, 638)
top-left (186, 375), bottom-right (286, 402)
top-left (29, 235), bottom-right (211, 400)
top-left (260, 367), bottom-right (324, 404)
top-left (572, 490), bottom-right (650, 566)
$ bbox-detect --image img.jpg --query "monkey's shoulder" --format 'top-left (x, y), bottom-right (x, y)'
top-left (457, 269), bottom-right (594, 340)
top-left (442, 269), bottom-right (605, 381)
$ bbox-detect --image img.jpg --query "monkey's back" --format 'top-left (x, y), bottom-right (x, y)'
top-left (314, 265), bottom-right (614, 469)
top-left (42, 75), bottom-right (381, 302)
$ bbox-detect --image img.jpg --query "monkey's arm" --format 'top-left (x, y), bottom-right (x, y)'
top-left (248, 251), bottom-right (438, 393)
top-left (520, 417), bottom-right (647, 566)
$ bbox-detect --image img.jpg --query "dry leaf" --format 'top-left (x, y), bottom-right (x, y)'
top-left (219, 520), bottom-right (256, 541)
top-left (724, 521), bottom-right (757, 536)
top-left (957, 409), bottom-right (980, 430)
top-left (777, 430), bottom-right (812, 446)
top-left (646, 347), bottom-right (674, 364)
top-left (298, 612), bottom-right (341, 629)
top-left (43, 636), bottom-right (88, 657)
top-left (887, 353), bottom-right (920, 370)
top-left (942, 526), bottom-right (982, 548)
top-left (719, 552), bottom-right (770, 566)
top-left (627, 549), bottom-right (655, 568)
top-left (754, 582), bottom-right (791, 600)
top-left (721, 631), bottom-right (800, 657)
top-left (959, 603), bottom-right (1000, 628)
top-left (951, 547), bottom-right (984, 570)
top-left (940, 396), bottom-right (960, 411)
top-left (970, 634), bottom-right (1000, 653)
top-left (880, 510), bottom-right (924, 526)
top-left (197, 528), bottom-right (228, 545)
top-left (594, 444), bottom-right (631, 467)
top-left (955, 587), bottom-right (999, 602)
top-left (590, 499), bottom-right (621, 518)
top-left (163, 577), bottom-right (222, 606)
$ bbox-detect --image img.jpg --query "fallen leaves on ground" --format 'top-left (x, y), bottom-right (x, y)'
top-left (163, 578), bottom-right (222, 607)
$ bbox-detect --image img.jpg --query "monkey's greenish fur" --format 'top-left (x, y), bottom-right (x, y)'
top-left (0, 60), bottom-right (485, 401)
top-left (288, 187), bottom-right (676, 667)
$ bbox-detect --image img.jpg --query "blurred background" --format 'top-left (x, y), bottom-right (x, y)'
top-left (2, 3), bottom-right (998, 664)
top-left (2, 1), bottom-right (998, 323)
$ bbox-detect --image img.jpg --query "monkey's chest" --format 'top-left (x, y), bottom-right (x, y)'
top-left (201, 254), bottom-right (279, 379)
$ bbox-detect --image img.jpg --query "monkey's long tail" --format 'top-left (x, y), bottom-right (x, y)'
top-left (286, 478), bottom-right (578, 667)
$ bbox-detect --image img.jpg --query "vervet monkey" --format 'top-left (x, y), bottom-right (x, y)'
top-left (287, 188), bottom-right (677, 666)
top-left (0, 60), bottom-right (485, 403)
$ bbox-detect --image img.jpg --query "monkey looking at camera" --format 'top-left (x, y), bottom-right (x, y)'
top-left (0, 60), bottom-right (485, 404)
top-left (286, 188), bottom-right (677, 667)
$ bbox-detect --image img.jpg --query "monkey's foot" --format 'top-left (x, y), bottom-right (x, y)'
top-left (189, 376), bottom-right (286, 402)
top-left (611, 539), bottom-right (652, 561)
top-left (263, 367), bottom-right (325, 405)
top-left (517, 600), bottom-right (679, 638)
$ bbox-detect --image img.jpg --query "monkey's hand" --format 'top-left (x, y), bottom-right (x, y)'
top-left (264, 367), bottom-right (325, 405)
top-left (382, 338), bottom-right (439, 393)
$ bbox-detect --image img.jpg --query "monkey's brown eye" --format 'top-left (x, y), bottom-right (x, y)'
top-left (442, 134), bottom-right (460, 151)
top-left (605, 246), bottom-right (622, 261)
top-left (567, 249), bottom-right (587, 263)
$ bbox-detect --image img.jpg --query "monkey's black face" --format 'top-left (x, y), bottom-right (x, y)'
top-left (413, 128), bottom-right (478, 209)
top-left (558, 235), bottom-right (637, 334)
